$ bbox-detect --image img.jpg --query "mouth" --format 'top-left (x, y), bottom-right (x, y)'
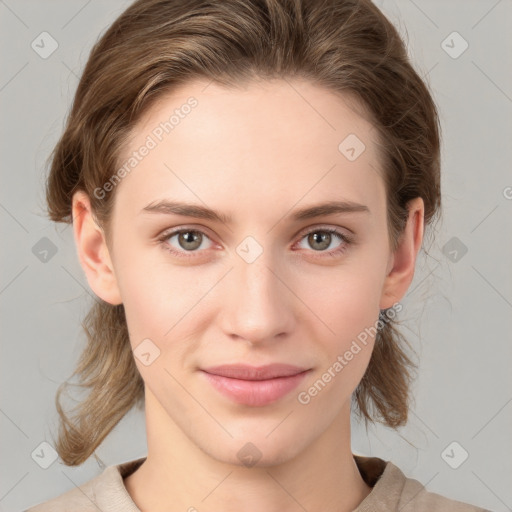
top-left (200, 364), bottom-right (311, 407)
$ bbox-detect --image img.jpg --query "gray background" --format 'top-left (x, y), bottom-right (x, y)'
top-left (1, 0), bottom-right (511, 510)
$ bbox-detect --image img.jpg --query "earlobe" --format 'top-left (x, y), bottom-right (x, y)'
top-left (71, 190), bottom-right (122, 305)
top-left (380, 197), bottom-right (424, 310)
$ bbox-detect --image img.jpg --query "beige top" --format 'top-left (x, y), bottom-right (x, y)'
top-left (26, 455), bottom-right (490, 511)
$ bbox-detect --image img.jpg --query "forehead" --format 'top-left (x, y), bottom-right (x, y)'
top-left (112, 78), bottom-right (385, 222)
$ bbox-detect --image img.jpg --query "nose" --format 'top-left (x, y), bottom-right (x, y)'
top-left (219, 247), bottom-right (295, 345)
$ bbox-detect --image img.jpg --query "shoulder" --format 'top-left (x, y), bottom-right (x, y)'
top-left (24, 467), bottom-right (116, 511)
top-left (24, 458), bottom-right (145, 512)
top-left (354, 455), bottom-right (492, 512)
top-left (396, 464), bottom-right (491, 512)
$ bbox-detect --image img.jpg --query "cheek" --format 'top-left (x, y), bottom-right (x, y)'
top-left (112, 247), bottom-right (178, 342)
top-left (294, 251), bottom-right (386, 395)
top-left (114, 247), bottom-right (214, 363)
top-left (298, 270), bottom-right (382, 406)
top-left (299, 258), bottom-right (385, 341)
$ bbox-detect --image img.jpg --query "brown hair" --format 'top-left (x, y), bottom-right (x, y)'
top-left (46, 0), bottom-right (441, 465)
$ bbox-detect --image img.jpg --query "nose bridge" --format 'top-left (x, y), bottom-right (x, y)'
top-left (222, 239), bottom-right (293, 342)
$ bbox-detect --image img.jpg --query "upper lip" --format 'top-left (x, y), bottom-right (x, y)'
top-left (201, 364), bottom-right (309, 380)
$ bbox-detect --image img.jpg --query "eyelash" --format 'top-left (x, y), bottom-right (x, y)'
top-left (156, 226), bottom-right (354, 260)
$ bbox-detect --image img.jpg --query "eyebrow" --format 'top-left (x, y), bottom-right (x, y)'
top-left (140, 199), bottom-right (370, 224)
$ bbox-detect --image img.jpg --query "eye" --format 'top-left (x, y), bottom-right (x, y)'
top-left (157, 228), bottom-right (214, 258)
top-left (295, 227), bottom-right (353, 257)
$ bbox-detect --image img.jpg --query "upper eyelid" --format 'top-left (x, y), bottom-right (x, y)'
top-left (296, 224), bottom-right (352, 237)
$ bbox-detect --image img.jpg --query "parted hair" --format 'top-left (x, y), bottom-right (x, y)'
top-left (45, 0), bottom-right (441, 465)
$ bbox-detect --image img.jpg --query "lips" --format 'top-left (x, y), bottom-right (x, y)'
top-left (201, 364), bottom-right (308, 380)
top-left (200, 364), bottom-right (311, 406)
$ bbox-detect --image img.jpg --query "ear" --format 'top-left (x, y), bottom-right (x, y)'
top-left (380, 197), bottom-right (424, 309)
top-left (71, 190), bottom-right (122, 305)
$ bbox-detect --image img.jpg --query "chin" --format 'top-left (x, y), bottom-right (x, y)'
top-left (200, 431), bottom-right (309, 469)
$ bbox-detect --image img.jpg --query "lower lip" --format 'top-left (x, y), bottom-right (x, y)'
top-left (201, 370), bottom-right (309, 407)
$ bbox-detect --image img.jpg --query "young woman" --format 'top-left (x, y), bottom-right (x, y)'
top-left (27, 0), bottom-right (491, 510)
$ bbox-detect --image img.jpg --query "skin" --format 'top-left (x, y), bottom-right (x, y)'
top-left (72, 78), bottom-right (424, 512)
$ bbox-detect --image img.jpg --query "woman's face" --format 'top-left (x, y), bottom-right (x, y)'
top-left (84, 78), bottom-right (419, 466)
